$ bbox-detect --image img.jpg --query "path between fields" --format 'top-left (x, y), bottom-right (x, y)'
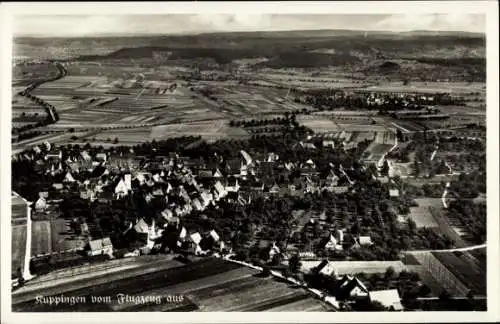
top-left (404, 242), bottom-right (486, 254)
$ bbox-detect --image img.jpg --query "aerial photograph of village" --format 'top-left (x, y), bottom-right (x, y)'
top-left (8, 10), bottom-right (489, 313)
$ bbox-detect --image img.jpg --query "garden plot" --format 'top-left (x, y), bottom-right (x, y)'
top-left (31, 220), bottom-right (52, 257)
top-left (407, 198), bottom-right (441, 228)
top-left (12, 225), bottom-right (27, 276)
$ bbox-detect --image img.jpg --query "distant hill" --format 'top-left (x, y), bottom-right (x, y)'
top-left (13, 29), bottom-right (486, 81)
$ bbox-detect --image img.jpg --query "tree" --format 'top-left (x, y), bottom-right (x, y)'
top-left (439, 289), bottom-right (451, 301)
top-left (381, 160), bottom-right (390, 177)
top-left (113, 137), bottom-right (119, 144)
top-left (384, 266), bottom-right (395, 280)
top-left (408, 219), bottom-right (417, 234)
top-left (288, 254), bottom-right (302, 273)
top-left (262, 265), bottom-right (271, 277)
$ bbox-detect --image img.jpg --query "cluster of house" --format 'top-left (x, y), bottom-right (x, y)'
top-left (313, 260), bottom-right (404, 311)
top-left (17, 138), bottom-right (401, 260)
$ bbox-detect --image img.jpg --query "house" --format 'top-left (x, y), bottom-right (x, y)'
top-left (299, 251), bottom-right (317, 259)
top-left (301, 142), bottom-right (317, 150)
top-left (114, 179), bottom-right (129, 198)
top-left (269, 242), bottom-right (281, 259)
top-left (46, 149), bottom-right (63, 160)
top-left (34, 197), bottom-right (47, 211)
top-left (124, 173), bottom-right (132, 189)
top-left (189, 232), bottom-right (203, 255)
top-left (96, 153), bottom-right (107, 162)
top-left (315, 260), bottom-right (337, 277)
top-left (80, 222), bottom-right (89, 236)
top-left (87, 237), bottom-right (114, 257)
top-left (368, 289), bottom-right (404, 311)
top-left (325, 171), bottom-right (340, 186)
top-left (81, 151), bottom-right (91, 161)
top-left (64, 172), bottom-right (76, 183)
top-left (269, 183), bottom-right (280, 195)
top-left (322, 234), bottom-right (343, 251)
top-left (336, 275), bottom-right (370, 300)
top-left (134, 218), bottom-right (149, 234)
top-left (213, 168), bottom-right (224, 178)
top-left (352, 235), bottom-right (373, 249)
top-left (209, 230), bottom-right (220, 242)
top-left (191, 198), bottom-right (204, 211)
top-left (225, 178), bottom-right (240, 192)
top-left (389, 189), bottom-right (400, 198)
top-left (198, 170), bottom-right (213, 179)
top-left (267, 152), bottom-right (279, 162)
top-left (52, 183), bottom-right (63, 191)
top-left (322, 140), bottom-right (335, 149)
top-left (214, 181), bottom-right (228, 199)
top-left (240, 150), bottom-right (253, 166)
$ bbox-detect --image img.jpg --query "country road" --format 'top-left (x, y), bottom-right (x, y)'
top-left (405, 242), bottom-right (486, 254)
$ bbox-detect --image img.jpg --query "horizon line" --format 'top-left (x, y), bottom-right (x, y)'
top-left (13, 28), bottom-right (485, 39)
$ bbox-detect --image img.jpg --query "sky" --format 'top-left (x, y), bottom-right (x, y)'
top-left (13, 14), bottom-right (486, 37)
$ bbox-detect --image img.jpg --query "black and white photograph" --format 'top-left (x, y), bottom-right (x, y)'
top-left (1, 1), bottom-right (498, 322)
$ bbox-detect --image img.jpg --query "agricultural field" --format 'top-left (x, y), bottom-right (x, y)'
top-left (432, 251), bottom-right (486, 295)
top-left (407, 198), bottom-right (441, 228)
top-left (363, 81), bottom-right (485, 95)
top-left (300, 260), bottom-right (408, 275)
top-left (12, 63), bottom-right (59, 86)
top-left (211, 85), bottom-right (309, 116)
top-left (151, 120), bottom-right (250, 143)
top-left (14, 258), bottom-right (332, 312)
top-left (297, 116), bottom-right (340, 133)
top-left (11, 95), bottom-right (49, 127)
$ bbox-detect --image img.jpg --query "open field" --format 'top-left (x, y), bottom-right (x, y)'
top-left (300, 260), bottom-right (408, 275)
top-left (13, 258), bottom-right (331, 312)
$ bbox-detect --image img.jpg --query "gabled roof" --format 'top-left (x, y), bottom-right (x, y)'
top-left (213, 168), bottom-right (223, 178)
top-left (190, 232), bottom-right (202, 245)
top-left (209, 230), bottom-right (220, 242)
top-left (317, 260), bottom-right (336, 276)
top-left (179, 227), bottom-right (187, 239)
top-left (134, 218), bottom-right (149, 233)
top-left (358, 236), bottom-right (373, 245)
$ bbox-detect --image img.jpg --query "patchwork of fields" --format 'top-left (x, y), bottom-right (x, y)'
top-left (13, 258), bottom-right (333, 312)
